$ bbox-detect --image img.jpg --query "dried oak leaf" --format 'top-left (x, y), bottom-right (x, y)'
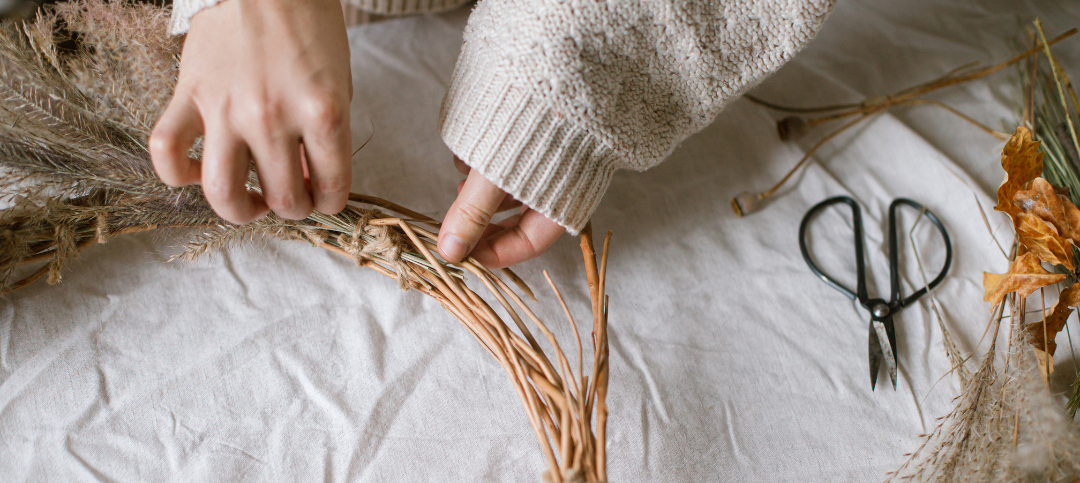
top-left (1027, 284), bottom-right (1080, 356)
top-left (1014, 177), bottom-right (1080, 243)
top-left (994, 126), bottom-right (1044, 219)
top-left (982, 252), bottom-right (1066, 307)
top-left (1015, 212), bottom-right (1075, 271)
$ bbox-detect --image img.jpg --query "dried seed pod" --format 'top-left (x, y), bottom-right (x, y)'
top-left (777, 116), bottom-right (808, 141)
top-left (730, 191), bottom-right (762, 217)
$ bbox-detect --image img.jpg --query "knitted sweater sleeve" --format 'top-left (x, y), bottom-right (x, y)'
top-left (438, 0), bottom-right (834, 233)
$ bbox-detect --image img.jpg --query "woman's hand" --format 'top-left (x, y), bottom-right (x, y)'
top-left (438, 157), bottom-right (565, 269)
top-left (150, 0), bottom-right (353, 224)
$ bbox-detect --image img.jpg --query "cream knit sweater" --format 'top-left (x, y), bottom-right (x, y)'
top-left (170, 0), bottom-right (834, 233)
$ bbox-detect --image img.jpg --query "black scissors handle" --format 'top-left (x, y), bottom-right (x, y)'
top-left (888, 198), bottom-right (952, 308)
top-left (798, 196), bottom-right (952, 309)
top-left (798, 196), bottom-right (866, 303)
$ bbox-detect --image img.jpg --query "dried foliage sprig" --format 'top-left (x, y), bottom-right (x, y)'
top-left (1023, 20), bottom-right (1080, 421)
top-left (0, 2), bottom-right (210, 289)
top-left (0, 2), bottom-right (611, 481)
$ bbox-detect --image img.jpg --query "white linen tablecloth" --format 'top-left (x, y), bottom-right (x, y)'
top-left (2, 0), bottom-right (1078, 481)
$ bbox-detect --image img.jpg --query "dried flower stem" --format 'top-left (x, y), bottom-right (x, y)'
top-left (730, 111), bottom-right (872, 217)
top-left (732, 28), bottom-right (1078, 217)
top-left (0, 263), bottom-right (47, 295)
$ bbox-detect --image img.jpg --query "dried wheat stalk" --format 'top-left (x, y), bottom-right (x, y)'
top-left (0, 2), bottom-right (611, 481)
top-left (887, 293), bottom-right (1080, 482)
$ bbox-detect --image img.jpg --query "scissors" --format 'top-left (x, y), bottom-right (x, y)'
top-left (798, 196), bottom-right (952, 390)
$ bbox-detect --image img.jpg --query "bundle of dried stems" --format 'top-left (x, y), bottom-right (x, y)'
top-left (0, 2), bottom-right (610, 481)
top-left (887, 292), bottom-right (1080, 482)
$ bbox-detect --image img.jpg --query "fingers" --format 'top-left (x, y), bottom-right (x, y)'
top-left (441, 161), bottom-right (566, 268)
top-left (161, 0), bottom-right (354, 226)
top-left (152, 91), bottom-right (343, 223)
top-left (496, 196), bottom-right (524, 213)
top-left (200, 130), bottom-right (269, 224)
top-left (244, 123), bottom-right (313, 220)
top-left (456, 179), bottom-right (521, 213)
top-left (481, 213), bottom-right (520, 239)
top-left (439, 170), bottom-right (506, 263)
top-left (300, 95), bottom-right (352, 214)
top-left (468, 209), bottom-right (565, 269)
top-left (149, 96), bottom-right (204, 187)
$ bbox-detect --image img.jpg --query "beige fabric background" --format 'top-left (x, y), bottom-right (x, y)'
top-left (1, 0), bottom-right (1078, 481)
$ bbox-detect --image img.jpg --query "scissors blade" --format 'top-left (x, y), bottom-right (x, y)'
top-left (869, 322), bottom-right (883, 391)
top-left (873, 320), bottom-right (898, 389)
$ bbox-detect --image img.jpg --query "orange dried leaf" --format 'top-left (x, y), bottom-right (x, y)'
top-left (1028, 284), bottom-right (1080, 355)
top-left (1034, 350), bottom-right (1054, 380)
top-left (1015, 212), bottom-right (1075, 271)
top-left (982, 252), bottom-right (1066, 307)
top-left (995, 126), bottom-right (1044, 219)
top-left (1014, 177), bottom-right (1080, 243)
top-left (1062, 202), bottom-right (1080, 243)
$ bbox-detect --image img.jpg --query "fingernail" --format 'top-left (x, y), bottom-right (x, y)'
top-left (441, 234), bottom-right (469, 262)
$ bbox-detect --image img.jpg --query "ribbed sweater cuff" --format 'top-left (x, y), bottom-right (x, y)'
top-left (438, 52), bottom-right (619, 235)
top-left (341, 0), bottom-right (470, 16)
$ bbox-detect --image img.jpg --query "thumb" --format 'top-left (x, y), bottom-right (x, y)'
top-left (439, 169), bottom-right (506, 263)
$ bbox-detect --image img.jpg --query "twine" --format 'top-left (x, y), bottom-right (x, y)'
top-left (94, 211), bottom-right (108, 244)
top-left (335, 210), bottom-right (416, 290)
top-left (47, 222), bottom-right (76, 285)
top-left (298, 226), bottom-right (328, 247)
